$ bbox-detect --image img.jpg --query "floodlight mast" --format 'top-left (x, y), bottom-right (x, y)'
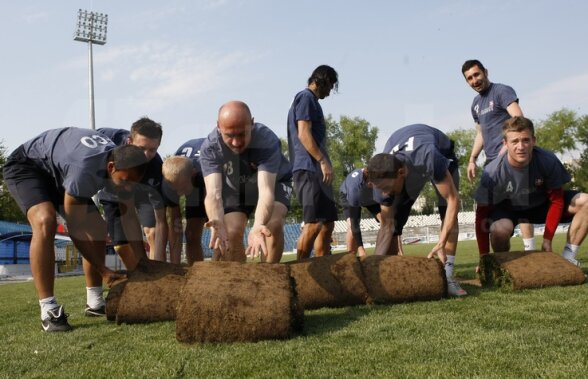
top-left (74, 9), bottom-right (108, 130)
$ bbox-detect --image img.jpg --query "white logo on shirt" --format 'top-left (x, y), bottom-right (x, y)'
top-left (506, 181), bottom-right (514, 192)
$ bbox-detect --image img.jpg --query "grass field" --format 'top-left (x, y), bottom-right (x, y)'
top-left (1, 234), bottom-right (587, 378)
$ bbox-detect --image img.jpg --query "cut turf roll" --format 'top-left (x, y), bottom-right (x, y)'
top-left (359, 255), bottom-right (447, 303)
top-left (113, 259), bottom-right (188, 324)
top-left (479, 251), bottom-right (586, 290)
top-left (287, 252), bottom-right (370, 310)
top-left (176, 261), bottom-right (303, 343)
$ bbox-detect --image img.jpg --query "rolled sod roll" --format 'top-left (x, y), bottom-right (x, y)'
top-left (176, 261), bottom-right (303, 343)
top-left (479, 251), bottom-right (586, 290)
top-left (113, 259), bottom-right (188, 324)
top-left (287, 252), bottom-right (371, 310)
top-left (105, 278), bottom-right (127, 321)
top-left (359, 255), bottom-right (447, 304)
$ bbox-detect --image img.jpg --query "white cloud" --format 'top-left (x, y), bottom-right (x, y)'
top-left (525, 72), bottom-right (588, 119)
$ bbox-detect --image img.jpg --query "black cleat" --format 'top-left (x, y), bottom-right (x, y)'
top-left (84, 304), bottom-right (106, 317)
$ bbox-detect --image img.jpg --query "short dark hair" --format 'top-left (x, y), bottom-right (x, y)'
top-left (366, 153), bottom-right (404, 181)
top-left (503, 116), bottom-right (535, 139)
top-left (308, 65), bottom-right (339, 93)
top-left (461, 59), bottom-right (486, 75)
top-left (109, 144), bottom-right (149, 176)
top-left (130, 117), bottom-right (163, 141)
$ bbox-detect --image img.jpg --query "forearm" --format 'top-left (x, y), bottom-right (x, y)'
top-left (152, 208), bottom-right (168, 259)
top-left (438, 198), bottom-right (459, 247)
top-left (167, 207), bottom-right (183, 257)
top-left (298, 121), bottom-right (325, 162)
top-left (470, 130), bottom-right (484, 163)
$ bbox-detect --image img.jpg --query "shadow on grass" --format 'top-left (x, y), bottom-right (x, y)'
top-left (302, 306), bottom-right (373, 336)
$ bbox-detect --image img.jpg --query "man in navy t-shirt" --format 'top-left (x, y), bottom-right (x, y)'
top-left (97, 117), bottom-right (167, 264)
top-left (475, 116), bottom-right (588, 266)
top-left (367, 124), bottom-right (467, 297)
top-left (462, 59), bottom-right (535, 254)
top-left (339, 168), bottom-right (381, 256)
top-left (200, 101), bottom-right (292, 263)
top-left (162, 138), bottom-right (207, 265)
top-left (3, 127), bottom-right (147, 332)
top-left (287, 65), bottom-right (339, 260)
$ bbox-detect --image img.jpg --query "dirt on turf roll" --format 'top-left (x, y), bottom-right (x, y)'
top-left (359, 255), bottom-right (447, 304)
top-left (286, 252), bottom-right (370, 310)
top-left (479, 251), bottom-right (586, 290)
top-left (114, 259), bottom-right (188, 324)
top-left (176, 261), bottom-right (302, 343)
top-left (105, 277), bottom-right (128, 321)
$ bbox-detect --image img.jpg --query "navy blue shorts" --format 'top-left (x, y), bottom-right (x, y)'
top-left (490, 190), bottom-right (578, 225)
top-left (223, 180), bottom-right (292, 217)
top-left (4, 146), bottom-right (97, 215)
top-left (293, 170), bottom-right (337, 223)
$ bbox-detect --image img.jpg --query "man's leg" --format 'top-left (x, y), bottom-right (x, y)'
top-left (314, 222), bottom-right (334, 256)
top-left (489, 218), bottom-right (515, 253)
top-left (185, 217), bottom-right (206, 265)
top-left (27, 202), bottom-right (60, 317)
top-left (143, 226), bottom-right (157, 260)
top-left (222, 212), bottom-right (248, 262)
top-left (296, 222), bottom-right (322, 260)
top-left (345, 218), bottom-right (359, 254)
top-left (264, 202), bottom-right (288, 263)
top-left (519, 223), bottom-right (536, 251)
top-left (562, 193), bottom-right (588, 265)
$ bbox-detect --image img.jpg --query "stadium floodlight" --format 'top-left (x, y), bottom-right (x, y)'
top-left (73, 9), bottom-right (108, 130)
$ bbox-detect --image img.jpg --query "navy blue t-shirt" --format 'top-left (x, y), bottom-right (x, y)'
top-left (97, 127), bottom-right (164, 208)
top-left (340, 168), bottom-right (377, 208)
top-left (200, 123), bottom-right (292, 189)
top-left (471, 83), bottom-right (519, 162)
top-left (475, 147), bottom-right (571, 209)
top-left (380, 124), bottom-right (456, 201)
top-left (20, 127), bottom-right (115, 198)
top-left (287, 88), bottom-right (328, 173)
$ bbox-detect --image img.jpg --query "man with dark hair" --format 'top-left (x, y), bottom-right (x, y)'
top-left (475, 116), bottom-right (588, 265)
top-left (3, 127), bottom-right (147, 332)
top-left (98, 117), bottom-right (167, 267)
top-left (162, 138), bottom-right (207, 265)
top-left (366, 124), bottom-right (467, 297)
top-left (339, 168), bottom-right (382, 257)
top-left (287, 65), bottom-right (339, 260)
top-left (462, 59), bottom-right (535, 255)
top-left (201, 101), bottom-right (292, 263)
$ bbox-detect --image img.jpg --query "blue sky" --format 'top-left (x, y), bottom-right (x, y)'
top-left (2, 0), bottom-right (588, 156)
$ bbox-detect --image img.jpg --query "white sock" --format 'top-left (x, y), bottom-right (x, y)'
top-left (444, 255), bottom-right (456, 281)
top-left (523, 238), bottom-right (536, 251)
top-left (86, 286), bottom-right (105, 309)
top-left (562, 243), bottom-right (579, 261)
top-left (39, 296), bottom-right (59, 321)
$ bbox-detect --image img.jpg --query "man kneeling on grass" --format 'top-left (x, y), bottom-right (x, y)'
top-left (475, 116), bottom-right (588, 266)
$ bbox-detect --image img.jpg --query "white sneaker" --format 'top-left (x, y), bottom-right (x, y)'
top-left (564, 257), bottom-right (581, 267)
top-left (447, 280), bottom-right (467, 297)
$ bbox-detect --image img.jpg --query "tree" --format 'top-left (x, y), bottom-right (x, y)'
top-left (326, 115), bottom-right (379, 193)
top-left (534, 108), bottom-right (588, 191)
top-left (0, 141), bottom-right (27, 222)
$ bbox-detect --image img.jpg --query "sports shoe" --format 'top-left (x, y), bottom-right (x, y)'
top-left (84, 304), bottom-right (106, 317)
top-left (564, 257), bottom-right (581, 267)
top-left (41, 306), bottom-right (72, 332)
top-left (447, 280), bottom-right (468, 297)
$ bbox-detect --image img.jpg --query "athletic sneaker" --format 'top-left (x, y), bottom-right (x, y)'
top-left (84, 304), bottom-right (106, 317)
top-left (41, 306), bottom-right (72, 332)
top-left (447, 280), bottom-right (468, 297)
top-left (564, 257), bottom-right (581, 267)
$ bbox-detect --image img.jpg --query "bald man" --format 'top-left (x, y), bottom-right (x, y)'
top-left (199, 101), bottom-right (293, 263)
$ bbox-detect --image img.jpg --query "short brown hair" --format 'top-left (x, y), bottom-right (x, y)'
top-left (366, 153), bottom-right (404, 181)
top-left (130, 117), bottom-right (163, 141)
top-left (502, 116), bottom-right (535, 139)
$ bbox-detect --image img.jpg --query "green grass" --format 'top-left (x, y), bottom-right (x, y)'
top-left (1, 234), bottom-right (587, 378)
